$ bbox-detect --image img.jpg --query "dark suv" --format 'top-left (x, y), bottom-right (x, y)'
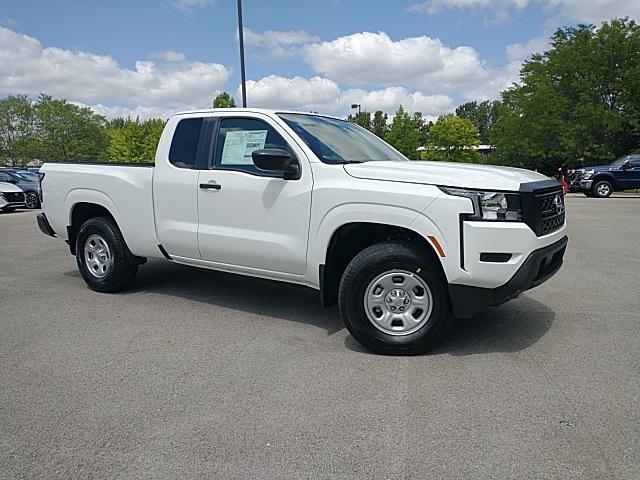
top-left (576, 154), bottom-right (640, 198)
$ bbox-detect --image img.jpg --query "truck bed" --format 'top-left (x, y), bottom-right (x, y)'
top-left (40, 162), bottom-right (160, 258)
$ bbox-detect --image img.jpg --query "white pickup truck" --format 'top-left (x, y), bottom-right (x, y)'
top-left (37, 109), bottom-right (568, 354)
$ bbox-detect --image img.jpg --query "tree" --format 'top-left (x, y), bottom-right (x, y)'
top-left (347, 111), bottom-right (372, 130)
top-left (106, 117), bottom-right (166, 163)
top-left (371, 110), bottom-right (388, 138)
top-left (490, 18), bottom-right (640, 173)
top-left (0, 95), bottom-right (38, 167)
top-left (212, 92), bottom-right (237, 108)
top-left (385, 106), bottom-right (423, 160)
top-left (34, 94), bottom-right (108, 163)
top-left (455, 100), bottom-right (501, 144)
top-left (422, 114), bottom-right (481, 162)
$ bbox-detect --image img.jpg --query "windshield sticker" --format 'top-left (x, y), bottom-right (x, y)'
top-left (220, 130), bottom-right (268, 165)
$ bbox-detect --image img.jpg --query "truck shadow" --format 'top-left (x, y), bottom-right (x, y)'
top-left (344, 297), bottom-right (555, 356)
top-left (70, 260), bottom-right (555, 356)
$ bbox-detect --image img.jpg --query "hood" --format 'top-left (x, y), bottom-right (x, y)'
top-left (0, 181), bottom-right (24, 193)
top-left (343, 161), bottom-right (550, 191)
top-left (580, 165), bottom-right (617, 173)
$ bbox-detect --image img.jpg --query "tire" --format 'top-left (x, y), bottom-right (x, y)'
top-left (592, 180), bottom-right (613, 198)
top-left (75, 217), bottom-right (138, 293)
top-left (24, 191), bottom-right (40, 209)
top-left (583, 190), bottom-right (594, 197)
top-left (338, 241), bottom-right (453, 355)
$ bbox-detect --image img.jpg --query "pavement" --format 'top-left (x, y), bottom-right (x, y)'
top-left (1, 198), bottom-right (639, 480)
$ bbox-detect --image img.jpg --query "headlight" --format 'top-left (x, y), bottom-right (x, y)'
top-left (439, 187), bottom-right (523, 221)
top-left (582, 169), bottom-right (594, 180)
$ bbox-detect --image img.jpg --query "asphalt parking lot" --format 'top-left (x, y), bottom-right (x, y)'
top-left (1, 197), bottom-right (639, 480)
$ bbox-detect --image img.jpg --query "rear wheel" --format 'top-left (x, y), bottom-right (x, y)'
top-left (76, 217), bottom-right (139, 292)
top-left (592, 180), bottom-right (613, 198)
top-left (338, 241), bottom-right (453, 355)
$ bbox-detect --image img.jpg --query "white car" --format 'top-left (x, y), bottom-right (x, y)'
top-left (37, 109), bottom-right (568, 354)
top-left (0, 182), bottom-right (26, 212)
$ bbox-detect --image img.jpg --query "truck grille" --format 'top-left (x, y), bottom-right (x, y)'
top-left (3, 192), bottom-right (25, 203)
top-left (520, 182), bottom-right (566, 237)
top-left (538, 191), bottom-right (566, 235)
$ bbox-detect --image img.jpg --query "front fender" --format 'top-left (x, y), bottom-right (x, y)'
top-left (308, 202), bottom-right (446, 287)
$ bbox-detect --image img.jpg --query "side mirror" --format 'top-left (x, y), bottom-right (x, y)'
top-left (7, 178), bottom-right (17, 184)
top-left (252, 149), bottom-right (299, 179)
top-left (621, 160), bottom-right (631, 170)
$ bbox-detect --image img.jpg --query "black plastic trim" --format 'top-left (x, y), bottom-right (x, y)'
top-left (480, 252), bottom-right (512, 262)
top-left (448, 235), bottom-right (568, 319)
top-left (158, 244), bottom-right (172, 260)
top-left (36, 213), bottom-right (56, 237)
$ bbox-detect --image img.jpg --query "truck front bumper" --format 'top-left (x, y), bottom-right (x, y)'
top-left (448, 235), bottom-right (568, 319)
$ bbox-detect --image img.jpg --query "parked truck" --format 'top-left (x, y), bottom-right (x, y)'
top-left (37, 109), bottom-right (568, 354)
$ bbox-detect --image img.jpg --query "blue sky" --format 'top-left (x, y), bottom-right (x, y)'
top-left (0, 0), bottom-right (637, 119)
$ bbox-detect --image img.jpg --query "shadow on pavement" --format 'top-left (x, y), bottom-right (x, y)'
top-left (65, 259), bottom-right (554, 354)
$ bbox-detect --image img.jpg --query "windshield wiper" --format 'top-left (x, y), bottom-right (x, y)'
top-left (340, 160), bottom-right (365, 164)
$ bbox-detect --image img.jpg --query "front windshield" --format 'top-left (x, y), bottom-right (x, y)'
top-left (16, 172), bottom-right (38, 182)
top-left (609, 155), bottom-right (630, 167)
top-left (278, 113), bottom-right (407, 164)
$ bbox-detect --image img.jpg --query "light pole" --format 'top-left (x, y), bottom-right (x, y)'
top-left (351, 103), bottom-right (361, 115)
top-left (237, 0), bottom-right (247, 107)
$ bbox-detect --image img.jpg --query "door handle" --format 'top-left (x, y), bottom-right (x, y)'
top-left (199, 183), bottom-right (221, 190)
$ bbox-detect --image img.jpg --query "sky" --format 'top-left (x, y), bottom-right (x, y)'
top-left (0, 0), bottom-right (638, 120)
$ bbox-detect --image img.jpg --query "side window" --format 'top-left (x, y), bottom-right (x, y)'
top-left (169, 118), bottom-right (203, 169)
top-left (629, 155), bottom-right (640, 167)
top-left (0, 172), bottom-right (10, 182)
top-left (214, 118), bottom-right (292, 174)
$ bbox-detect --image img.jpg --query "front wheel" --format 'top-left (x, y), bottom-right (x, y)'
top-left (338, 241), bottom-right (453, 355)
top-left (24, 191), bottom-right (40, 209)
top-left (76, 217), bottom-right (139, 292)
top-left (592, 180), bottom-right (613, 198)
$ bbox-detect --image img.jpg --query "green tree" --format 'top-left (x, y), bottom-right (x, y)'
top-left (347, 111), bottom-right (372, 130)
top-left (385, 106), bottom-right (423, 160)
top-left (422, 114), bottom-right (480, 162)
top-left (212, 92), bottom-right (237, 108)
top-left (106, 117), bottom-right (165, 163)
top-left (371, 110), bottom-right (388, 138)
top-left (490, 18), bottom-right (640, 173)
top-left (0, 95), bottom-right (38, 167)
top-left (34, 94), bottom-right (108, 163)
top-left (455, 100), bottom-right (501, 144)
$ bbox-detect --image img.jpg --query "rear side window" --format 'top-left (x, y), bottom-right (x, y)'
top-left (169, 118), bottom-right (203, 169)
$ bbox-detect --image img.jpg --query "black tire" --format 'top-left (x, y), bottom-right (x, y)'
top-left (583, 190), bottom-right (594, 197)
top-left (592, 180), bottom-right (613, 198)
top-left (3, 207), bottom-right (15, 213)
top-left (75, 217), bottom-right (138, 293)
top-left (24, 191), bottom-right (40, 209)
top-left (338, 241), bottom-right (453, 355)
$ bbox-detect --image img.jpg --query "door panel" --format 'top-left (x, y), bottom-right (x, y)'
top-left (154, 117), bottom-right (210, 259)
top-left (197, 116), bottom-right (312, 275)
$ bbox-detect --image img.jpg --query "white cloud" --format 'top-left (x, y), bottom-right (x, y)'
top-left (545, 0), bottom-right (640, 23)
top-left (240, 75), bottom-right (454, 119)
top-left (241, 75), bottom-right (342, 110)
top-left (0, 26), bottom-right (230, 118)
top-left (171, 0), bottom-right (215, 12)
top-left (303, 32), bottom-right (489, 94)
top-left (505, 36), bottom-right (550, 61)
top-left (243, 28), bottom-right (319, 59)
top-left (148, 50), bottom-right (187, 62)
top-left (406, 0), bottom-right (639, 22)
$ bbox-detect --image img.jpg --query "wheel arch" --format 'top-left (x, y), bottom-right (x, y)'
top-left (67, 201), bottom-right (120, 255)
top-left (319, 221), bottom-right (446, 308)
top-left (592, 173), bottom-right (618, 189)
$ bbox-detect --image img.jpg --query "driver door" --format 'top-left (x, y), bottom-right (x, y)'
top-left (196, 114), bottom-right (313, 275)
